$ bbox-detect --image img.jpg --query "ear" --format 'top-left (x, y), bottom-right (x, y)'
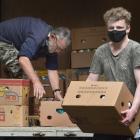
top-left (126, 24), bottom-right (131, 34)
top-left (50, 33), bottom-right (57, 40)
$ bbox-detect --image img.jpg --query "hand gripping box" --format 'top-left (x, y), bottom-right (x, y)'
top-left (62, 81), bottom-right (140, 136)
top-left (39, 101), bottom-right (76, 127)
top-left (0, 79), bottom-right (30, 105)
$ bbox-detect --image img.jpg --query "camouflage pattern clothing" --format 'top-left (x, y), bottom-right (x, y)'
top-left (0, 42), bottom-right (23, 78)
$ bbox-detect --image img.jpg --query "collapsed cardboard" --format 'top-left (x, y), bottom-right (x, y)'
top-left (72, 26), bottom-right (107, 50)
top-left (0, 105), bottom-right (28, 126)
top-left (62, 81), bottom-right (140, 136)
top-left (39, 101), bottom-right (76, 127)
top-left (0, 79), bottom-right (30, 105)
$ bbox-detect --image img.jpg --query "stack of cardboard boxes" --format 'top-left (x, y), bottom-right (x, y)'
top-left (27, 70), bottom-right (76, 127)
top-left (71, 26), bottom-right (107, 69)
top-left (0, 79), bottom-right (30, 126)
top-left (38, 26), bottom-right (108, 127)
top-left (29, 71), bottom-right (66, 116)
top-left (71, 26), bottom-right (107, 81)
top-left (0, 26), bottom-right (108, 127)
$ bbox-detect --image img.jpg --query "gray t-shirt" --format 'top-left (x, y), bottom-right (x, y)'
top-left (89, 39), bottom-right (140, 95)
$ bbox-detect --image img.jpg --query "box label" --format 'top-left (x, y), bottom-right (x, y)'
top-left (0, 108), bottom-right (5, 121)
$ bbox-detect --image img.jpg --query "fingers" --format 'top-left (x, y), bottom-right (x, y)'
top-left (120, 109), bottom-right (134, 126)
top-left (34, 86), bottom-right (45, 99)
top-left (120, 118), bottom-right (130, 126)
top-left (121, 110), bottom-right (127, 119)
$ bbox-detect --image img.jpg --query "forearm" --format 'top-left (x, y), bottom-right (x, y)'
top-left (86, 73), bottom-right (99, 81)
top-left (19, 56), bottom-right (45, 99)
top-left (18, 56), bottom-right (40, 83)
top-left (48, 70), bottom-right (60, 90)
top-left (131, 83), bottom-right (140, 114)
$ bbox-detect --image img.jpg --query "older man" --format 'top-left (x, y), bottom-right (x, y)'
top-left (0, 17), bottom-right (71, 100)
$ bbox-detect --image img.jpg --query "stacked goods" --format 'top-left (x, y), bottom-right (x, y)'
top-left (0, 79), bottom-right (30, 126)
top-left (71, 49), bottom-right (95, 68)
top-left (33, 70), bottom-right (76, 127)
top-left (71, 26), bottom-right (107, 68)
top-left (62, 81), bottom-right (140, 136)
top-left (29, 70), bottom-right (66, 116)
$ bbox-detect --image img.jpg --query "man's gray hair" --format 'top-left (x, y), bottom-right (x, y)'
top-left (51, 27), bottom-right (71, 46)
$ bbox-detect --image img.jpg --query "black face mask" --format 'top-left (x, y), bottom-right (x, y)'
top-left (108, 30), bottom-right (126, 42)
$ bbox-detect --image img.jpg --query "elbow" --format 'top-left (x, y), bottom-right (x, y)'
top-left (18, 56), bottom-right (29, 65)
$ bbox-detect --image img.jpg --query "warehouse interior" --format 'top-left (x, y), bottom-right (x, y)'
top-left (0, 0), bottom-right (140, 139)
top-left (0, 0), bottom-right (139, 69)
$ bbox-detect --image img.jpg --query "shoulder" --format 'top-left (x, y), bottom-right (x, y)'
top-left (95, 43), bottom-right (108, 54)
top-left (128, 39), bottom-right (140, 53)
top-left (129, 39), bottom-right (140, 48)
top-left (127, 40), bottom-right (140, 57)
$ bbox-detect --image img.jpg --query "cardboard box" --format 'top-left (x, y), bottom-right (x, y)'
top-left (71, 51), bottom-right (94, 68)
top-left (78, 74), bottom-right (88, 81)
top-left (72, 26), bottom-right (107, 50)
top-left (39, 101), bottom-right (76, 127)
top-left (0, 79), bottom-right (30, 105)
top-left (62, 81), bottom-right (140, 136)
top-left (0, 105), bottom-right (28, 126)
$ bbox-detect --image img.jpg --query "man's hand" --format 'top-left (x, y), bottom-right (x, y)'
top-left (33, 81), bottom-right (46, 99)
top-left (18, 56), bottom-right (46, 99)
top-left (120, 108), bottom-right (137, 126)
top-left (54, 91), bottom-right (63, 101)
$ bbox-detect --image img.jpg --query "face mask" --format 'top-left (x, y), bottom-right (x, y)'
top-left (108, 30), bottom-right (126, 42)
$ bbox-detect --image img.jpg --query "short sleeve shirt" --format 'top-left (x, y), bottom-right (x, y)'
top-left (89, 39), bottom-right (140, 94)
top-left (0, 17), bottom-right (58, 70)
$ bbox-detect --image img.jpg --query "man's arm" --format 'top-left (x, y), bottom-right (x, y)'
top-left (121, 68), bottom-right (140, 126)
top-left (48, 69), bottom-right (63, 101)
top-left (86, 73), bottom-right (99, 81)
top-left (18, 56), bottom-right (45, 99)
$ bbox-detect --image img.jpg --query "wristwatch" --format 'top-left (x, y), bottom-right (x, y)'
top-left (53, 89), bottom-right (61, 93)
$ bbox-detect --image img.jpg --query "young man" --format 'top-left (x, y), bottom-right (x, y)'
top-left (0, 17), bottom-right (71, 100)
top-left (86, 7), bottom-right (140, 140)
